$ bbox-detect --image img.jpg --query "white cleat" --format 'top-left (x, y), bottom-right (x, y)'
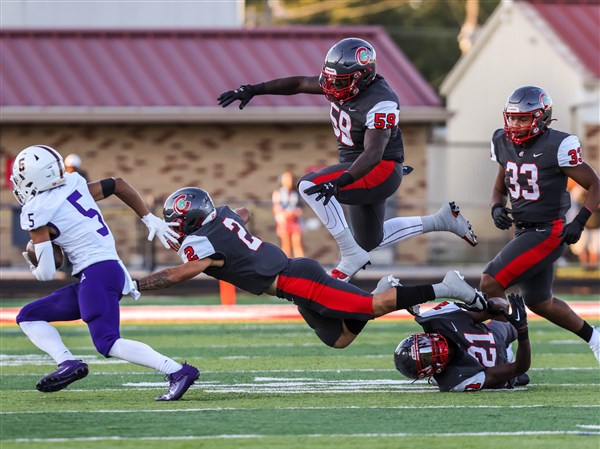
top-left (438, 202), bottom-right (478, 247)
top-left (331, 248), bottom-right (370, 282)
top-left (442, 270), bottom-right (487, 311)
top-left (371, 275), bottom-right (420, 316)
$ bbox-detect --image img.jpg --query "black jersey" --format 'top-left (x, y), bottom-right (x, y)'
top-left (177, 206), bottom-right (289, 295)
top-left (331, 75), bottom-right (404, 164)
top-left (416, 302), bottom-right (509, 392)
top-left (491, 128), bottom-right (583, 223)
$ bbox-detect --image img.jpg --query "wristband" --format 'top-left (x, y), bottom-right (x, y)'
top-left (574, 207), bottom-right (592, 226)
top-left (337, 171), bottom-right (354, 188)
top-left (100, 177), bottom-right (116, 198)
top-left (517, 328), bottom-right (529, 341)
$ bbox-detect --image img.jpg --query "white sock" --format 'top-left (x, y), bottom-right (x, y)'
top-left (375, 216), bottom-right (423, 250)
top-left (19, 321), bottom-right (73, 365)
top-left (108, 338), bottom-right (182, 374)
top-left (432, 283), bottom-right (449, 298)
top-left (298, 180), bottom-right (348, 237)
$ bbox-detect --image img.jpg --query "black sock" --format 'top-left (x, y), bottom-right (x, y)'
top-left (576, 321), bottom-right (594, 342)
top-left (396, 285), bottom-right (435, 310)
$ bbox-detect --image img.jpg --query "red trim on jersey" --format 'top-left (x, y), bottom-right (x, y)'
top-left (277, 274), bottom-right (373, 315)
top-left (311, 160), bottom-right (396, 190)
top-left (495, 219), bottom-right (563, 287)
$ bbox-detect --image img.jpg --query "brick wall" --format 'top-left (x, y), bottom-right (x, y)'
top-left (0, 123), bottom-right (430, 268)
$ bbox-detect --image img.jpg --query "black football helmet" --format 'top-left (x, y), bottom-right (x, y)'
top-left (503, 85), bottom-right (553, 145)
top-left (394, 333), bottom-right (449, 379)
top-left (319, 37), bottom-right (377, 103)
top-left (162, 187), bottom-right (216, 246)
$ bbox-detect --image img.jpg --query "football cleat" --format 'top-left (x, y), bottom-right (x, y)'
top-left (331, 248), bottom-right (370, 283)
top-left (156, 362), bottom-right (200, 401)
top-left (36, 359), bottom-right (89, 393)
top-left (371, 275), bottom-right (419, 315)
top-left (513, 373), bottom-right (530, 387)
top-left (442, 270), bottom-right (487, 311)
top-left (438, 202), bottom-right (478, 247)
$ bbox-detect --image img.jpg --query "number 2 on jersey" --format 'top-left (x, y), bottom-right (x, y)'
top-left (222, 217), bottom-right (262, 250)
top-left (67, 190), bottom-right (109, 236)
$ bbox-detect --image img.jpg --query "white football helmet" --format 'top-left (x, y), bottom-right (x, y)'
top-left (11, 145), bottom-right (66, 205)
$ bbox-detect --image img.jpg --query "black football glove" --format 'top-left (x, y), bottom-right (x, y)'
top-left (561, 207), bottom-right (592, 245)
top-left (491, 203), bottom-right (513, 230)
top-left (217, 84), bottom-right (262, 109)
top-left (303, 172), bottom-right (354, 206)
top-left (501, 293), bottom-right (527, 331)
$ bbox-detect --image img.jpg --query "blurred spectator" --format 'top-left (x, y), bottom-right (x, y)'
top-left (64, 153), bottom-right (89, 181)
top-left (272, 171), bottom-right (304, 258)
top-left (569, 179), bottom-right (600, 271)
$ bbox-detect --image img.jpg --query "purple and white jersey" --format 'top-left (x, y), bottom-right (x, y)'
top-left (490, 128), bottom-right (583, 223)
top-left (329, 75), bottom-right (404, 164)
top-left (20, 173), bottom-right (136, 296)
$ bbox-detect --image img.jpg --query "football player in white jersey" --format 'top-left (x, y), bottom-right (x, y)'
top-left (11, 145), bottom-right (199, 400)
top-left (218, 37), bottom-right (478, 282)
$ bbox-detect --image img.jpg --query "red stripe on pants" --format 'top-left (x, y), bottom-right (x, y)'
top-left (495, 219), bottom-right (563, 287)
top-left (277, 274), bottom-right (373, 315)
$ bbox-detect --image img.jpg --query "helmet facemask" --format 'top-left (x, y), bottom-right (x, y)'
top-left (319, 38), bottom-right (377, 103)
top-left (394, 333), bottom-right (449, 379)
top-left (11, 145), bottom-right (66, 205)
top-left (163, 188), bottom-right (216, 251)
top-left (503, 86), bottom-right (553, 145)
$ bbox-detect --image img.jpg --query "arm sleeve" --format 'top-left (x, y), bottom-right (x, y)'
top-left (31, 240), bottom-right (57, 281)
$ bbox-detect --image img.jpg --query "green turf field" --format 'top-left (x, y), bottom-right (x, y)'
top-left (1, 295), bottom-right (599, 449)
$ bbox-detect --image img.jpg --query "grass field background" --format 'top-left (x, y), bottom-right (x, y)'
top-left (1, 294), bottom-right (599, 449)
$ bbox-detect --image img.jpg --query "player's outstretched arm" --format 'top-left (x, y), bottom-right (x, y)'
top-left (483, 294), bottom-right (530, 388)
top-left (218, 76), bottom-right (321, 109)
top-left (87, 178), bottom-right (178, 248)
top-left (136, 258), bottom-right (214, 291)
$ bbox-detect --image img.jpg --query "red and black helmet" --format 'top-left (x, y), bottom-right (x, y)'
top-left (503, 85), bottom-right (553, 145)
top-left (163, 187), bottom-right (216, 245)
top-left (319, 37), bottom-right (377, 103)
top-left (394, 333), bottom-right (449, 379)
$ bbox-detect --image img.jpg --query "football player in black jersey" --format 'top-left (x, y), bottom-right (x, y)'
top-left (135, 187), bottom-right (487, 349)
top-left (394, 294), bottom-right (531, 392)
top-left (218, 37), bottom-right (478, 282)
top-left (481, 86), bottom-right (600, 362)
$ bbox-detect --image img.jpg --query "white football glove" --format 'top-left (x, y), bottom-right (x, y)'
top-left (142, 213), bottom-right (179, 249)
top-left (22, 252), bottom-right (36, 271)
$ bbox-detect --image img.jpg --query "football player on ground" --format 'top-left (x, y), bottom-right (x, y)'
top-left (481, 86), bottom-right (600, 362)
top-left (218, 37), bottom-right (478, 282)
top-left (394, 294), bottom-right (531, 392)
top-left (11, 145), bottom-right (199, 400)
top-left (135, 187), bottom-right (487, 349)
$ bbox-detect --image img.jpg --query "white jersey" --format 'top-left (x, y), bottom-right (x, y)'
top-left (20, 172), bottom-right (137, 297)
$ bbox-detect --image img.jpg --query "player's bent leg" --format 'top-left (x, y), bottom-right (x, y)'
top-left (422, 202), bottom-right (478, 247)
top-left (527, 296), bottom-right (585, 334)
top-left (298, 306), bottom-right (344, 347)
top-left (479, 273), bottom-right (506, 298)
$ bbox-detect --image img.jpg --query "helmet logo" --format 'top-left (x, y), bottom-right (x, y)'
top-left (18, 158), bottom-right (25, 172)
top-left (355, 47), bottom-right (370, 65)
top-left (540, 93), bottom-right (551, 110)
top-left (173, 194), bottom-right (191, 214)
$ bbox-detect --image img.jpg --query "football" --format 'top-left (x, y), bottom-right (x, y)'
top-left (25, 240), bottom-right (64, 269)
